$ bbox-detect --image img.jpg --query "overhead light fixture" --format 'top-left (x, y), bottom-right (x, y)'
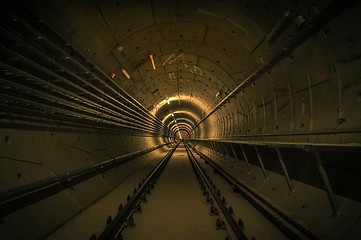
top-left (110, 72), bottom-right (116, 79)
top-left (149, 54), bottom-right (156, 70)
top-left (121, 68), bottom-right (131, 79)
top-left (215, 91), bottom-right (220, 97)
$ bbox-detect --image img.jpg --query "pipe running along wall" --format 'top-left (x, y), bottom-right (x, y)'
top-left (1, 0), bottom-right (361, 239)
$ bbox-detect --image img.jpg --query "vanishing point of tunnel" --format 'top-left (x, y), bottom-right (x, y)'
top-left (1, 0), bottom-right (361, 239)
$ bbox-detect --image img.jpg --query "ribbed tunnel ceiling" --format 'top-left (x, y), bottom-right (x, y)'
top-left (2, 1), bottom-right (361, 239)
top-left (32, 0), bottom-right (266, 102)
top-left (2, 0), bottom-right (360, 141)
top-left (23, 0), bottom-right (274, 130)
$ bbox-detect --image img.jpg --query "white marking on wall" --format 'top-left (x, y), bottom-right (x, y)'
top-left (162, 53), bottom-right (184, 66)
top-left (162, 54), bottom-right (174, 66)
top-left (183, 64), bottom-right (202, 76)
top-left (169, 72), bottom-right (176, 80)
top-left (193, 66), bottom-right (203, 76)
top-left (163, 53), bottom-right (203, 77)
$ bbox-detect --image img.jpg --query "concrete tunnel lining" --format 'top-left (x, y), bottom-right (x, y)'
top-left (1, 0), bottom-right (361, 239)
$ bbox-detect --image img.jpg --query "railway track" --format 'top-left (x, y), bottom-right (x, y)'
top-left (186, 144), bottom-right (318, 240)
top-left (91, 143), bottom-right (316, 240)
top-left (185, 144), bottom-right (247, 240)
top-left (95, 143), bottom-right (180, 240)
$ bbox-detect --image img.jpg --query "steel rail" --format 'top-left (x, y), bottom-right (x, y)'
top-left (185, 144), bottom-right (247, 240)
top-left (189, 145), bottom-right (320, 240)
top-left (0, 143), bottom-right (172, 217)
top-left (98, 142), bottom-right (180, 240)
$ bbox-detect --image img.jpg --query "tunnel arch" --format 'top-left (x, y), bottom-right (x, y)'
top-left (1, 1), bottom-right (361, 239)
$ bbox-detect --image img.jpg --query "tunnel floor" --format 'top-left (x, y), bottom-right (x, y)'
top-left (122, 147), bottom-right (226, 240)
top-left (47, 145), bottom-right (290, 239)
top-left (45, 152), bottom-right (170, 240)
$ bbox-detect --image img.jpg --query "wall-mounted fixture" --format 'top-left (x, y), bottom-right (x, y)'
top-left (149, 54), bottom-right (156, 70)
top-left (266, 11), bottom-right (291, 41)
top-left (121, 68), bottom-right (131, 79)
top-left (116, 45), bottom-right (124, 51)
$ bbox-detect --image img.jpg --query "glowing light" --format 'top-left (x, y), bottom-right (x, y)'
top-left (178, 130), bottom-right (182, 139)
top-left (150, 94), bottom-right (207, 115)
top-left (121, 68), bottom-right (131, 79)
top-left (110, 73), bottom-right (116, 79)
top-left (173, 119), bottom-right (182, 140)
top-left (167, 99), bottom-right (170, 104)
top-left (149, 54), bottom-right (156, 70)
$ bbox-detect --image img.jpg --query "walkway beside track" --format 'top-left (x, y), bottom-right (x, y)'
top-left (46, 150), bottom-right (169, 240)
top-left (198, 158), bottom-right (288, 240)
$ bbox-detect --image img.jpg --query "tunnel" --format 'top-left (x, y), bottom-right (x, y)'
top-left (1, 0), bottom-right (361, 239)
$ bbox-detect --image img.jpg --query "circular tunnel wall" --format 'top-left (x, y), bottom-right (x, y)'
top-left (1, 0), bottom-right (361, 239)
top-left (19, 0), bottom-right (361, 144)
